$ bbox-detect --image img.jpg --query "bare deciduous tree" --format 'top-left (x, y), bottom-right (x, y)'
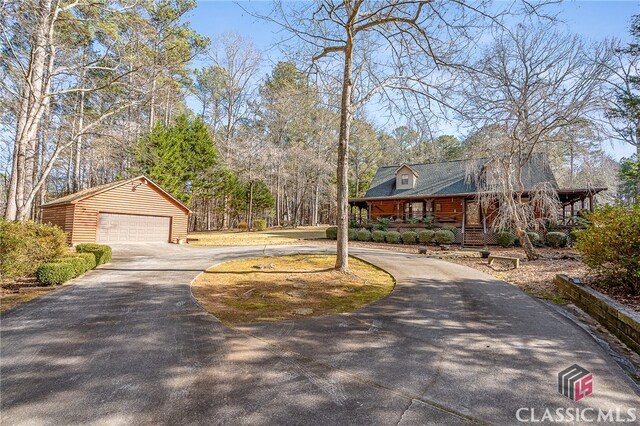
top-left (462, 25), bottom-right (610, 259)
top-left (260, 0), bottom-right (523, 272)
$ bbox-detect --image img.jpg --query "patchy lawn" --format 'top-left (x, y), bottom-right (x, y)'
top-left (188, 226), bottom-right (329, 246)
top-left (192, 254), bottom-right (394, 324)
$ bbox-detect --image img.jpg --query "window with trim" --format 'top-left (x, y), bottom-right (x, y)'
top-left (401, 174), bottom-right (409, 185)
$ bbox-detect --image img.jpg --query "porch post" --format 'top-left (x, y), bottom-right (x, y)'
top-left (367, 202), bottom-right (372, 221)
top-left (589, 195), bottom-right (594, 212)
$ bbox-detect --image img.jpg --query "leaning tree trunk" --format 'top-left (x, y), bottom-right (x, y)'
top-left (335, 31), bottom-right (354, 273)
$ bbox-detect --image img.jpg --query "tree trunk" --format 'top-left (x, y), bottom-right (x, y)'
top-left (73, 53), bottom-right (87, 192)
top-left (335, 32), bottom-right (354, 273)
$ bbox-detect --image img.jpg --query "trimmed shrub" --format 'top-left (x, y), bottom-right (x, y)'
top-left (372, 230), bottom-right (387, 242)
top-left (441, 225), bottom-right (458, 236)
top-left (575, 204), bottom-right (640, 294)
top-left (434, 229), bottom-right (455, 244)
top-left (385, 231), bottom-right (402, 244)
top-left (401, 231), bottom-right (418, 244)
top-left (526, 232), bottom-right (541, 247)
top-left (418, 230), bottom-right (435, 244)
top-left (238, 221), bottom-right (248, 230)
top-left (325, 227), bottom-right (338, 240)
top-left (253, 219), bottom-right (267, 231)
top-left (0, 220), bottom-right (67, 279)
top-left (545, 232), bottom-right (567, 248)
top-left (36, 262), bottom-right (76, 285)
top-left (357, 229), bottom-right (372, 242)
top-left (495, 231), bottom-right (517, 247)
top-left (76, 252), bottom-right (97, 270)
top-left (56, 256), bottom-right (90, 277)
top-left (348, 228), bottom-right (358, 241)
top-left (76, 244), bottom-right (112, 265)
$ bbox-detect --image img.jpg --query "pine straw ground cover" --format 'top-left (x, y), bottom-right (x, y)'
top-left (191, 254), bottom-right (394, 324)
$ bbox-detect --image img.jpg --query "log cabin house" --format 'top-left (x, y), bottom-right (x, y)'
top-left (348, 155), bottom-right (605, 246)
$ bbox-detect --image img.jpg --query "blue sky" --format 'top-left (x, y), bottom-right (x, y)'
top-left (190, 1), bottom-right (639, 159)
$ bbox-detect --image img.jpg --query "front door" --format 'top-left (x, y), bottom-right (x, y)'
top-left (465, 200), bottom-right (481, 226)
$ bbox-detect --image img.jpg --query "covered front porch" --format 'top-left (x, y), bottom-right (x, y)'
top-left (348, 187), bottom-right (605, 246)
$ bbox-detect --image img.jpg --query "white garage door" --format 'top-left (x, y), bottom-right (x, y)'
top-left (98, 213), bottom-right (170, 243)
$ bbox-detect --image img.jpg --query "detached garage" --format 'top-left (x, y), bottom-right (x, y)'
top-left (41, 176), bottom-right (190, 245)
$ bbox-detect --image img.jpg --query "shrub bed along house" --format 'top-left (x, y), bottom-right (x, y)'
top-left (0, 220), bottom-right (67, 280)
top-left (326, 227), bottom-right (338, 240)
top-left (372, 230), bottom-right (386, 242)
top-left (526, 232), bottom-right (541, 247)
top-left (418, 230), bottom-right (435, 244)
top-left (434, 229), bottom-right (455, 244)
top-left (401, 231), bottom-right (418, 244)
top-left (357, 229), bottom-right (372, 242)
top-left (545, 231), bottom-right (567, 248)
top-left (386, 231), bottom-right (402, 244)
top-left (495, 231), bottom-right (517, 247)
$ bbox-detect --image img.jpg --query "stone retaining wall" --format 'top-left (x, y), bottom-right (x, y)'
top-left (555, 274), bottom-right (640, 354)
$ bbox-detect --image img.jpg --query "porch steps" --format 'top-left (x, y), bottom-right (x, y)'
top-left (463, 230), bottom-right (484, 246)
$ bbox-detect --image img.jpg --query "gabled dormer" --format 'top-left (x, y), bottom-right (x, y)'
top-left (394, 164), bottom-right (419, 190)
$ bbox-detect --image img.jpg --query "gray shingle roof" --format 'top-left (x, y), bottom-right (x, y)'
top-left (363, 154), bottom-right (558, 199)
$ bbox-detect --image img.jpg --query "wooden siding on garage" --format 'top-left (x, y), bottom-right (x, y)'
top-left (70, 181), bottom-right (188, 244)
top-left (42, 204), bottom-right (75, 244)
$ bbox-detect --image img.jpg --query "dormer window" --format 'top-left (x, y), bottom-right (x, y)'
top-left (401, 174), bottom-right (409, 186)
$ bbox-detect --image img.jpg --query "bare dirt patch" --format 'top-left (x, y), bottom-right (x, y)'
top-left (192, 254), bottom-right (394, 324)
top-left (1, 278), bottom-right (56, 313)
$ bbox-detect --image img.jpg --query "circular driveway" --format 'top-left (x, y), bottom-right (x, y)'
top-left (1, 244), bottom-right (638, 425)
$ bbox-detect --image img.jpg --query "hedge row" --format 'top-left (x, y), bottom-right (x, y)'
top-left (494, 231), bottom-right (567, 248)
top-left (328, 226), bottom-right (569, 248)
top-left (36, 244), bottom-right (111, 285)
top-left (325, 227), bottom-right (455, 245)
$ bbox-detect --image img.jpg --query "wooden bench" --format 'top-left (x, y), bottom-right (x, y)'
top-left (488, 255), bottom-right (520, 269)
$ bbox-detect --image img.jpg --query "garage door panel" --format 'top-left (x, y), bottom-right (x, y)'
top-left (98, 213), bottom-right (170, 243)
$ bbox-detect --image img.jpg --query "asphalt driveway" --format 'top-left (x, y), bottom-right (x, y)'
top-left (1, 244), bottom-right (638, 425)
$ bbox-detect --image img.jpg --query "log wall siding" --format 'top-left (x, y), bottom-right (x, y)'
top-left (42, 204), bottom-right (75, 244)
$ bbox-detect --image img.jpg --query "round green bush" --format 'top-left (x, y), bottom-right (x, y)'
top-left (545, 231), bottom-right (567, 248)
top-left (401, 231), bottom-right (418, 244)
top-left (372, 230), bottom-right (387, 242)
top-left (441, 225), bottom-right (458, 235)
top-left (0, 220), bottom-right (67, 279)
top-left (357, 229), bottom-right (372, 242)
top-left (253, 219), bottom-right (267, 231)
top-left (36, 262), bottom-right (76, 285)
top-left (418, 230), bottom-right (435, 244)
top-left (495, 231), bottom-right (517, 247)
top-left (348, 228), bottom-right (358, 241)
top-left (434, 229), bottom-right (455, 244)
top-left (526, 232), bottom-right (541, 247)
top-left (386, 231), bottom-right (402, 244)
top-left (325, 227), bottom-right (338, 240)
